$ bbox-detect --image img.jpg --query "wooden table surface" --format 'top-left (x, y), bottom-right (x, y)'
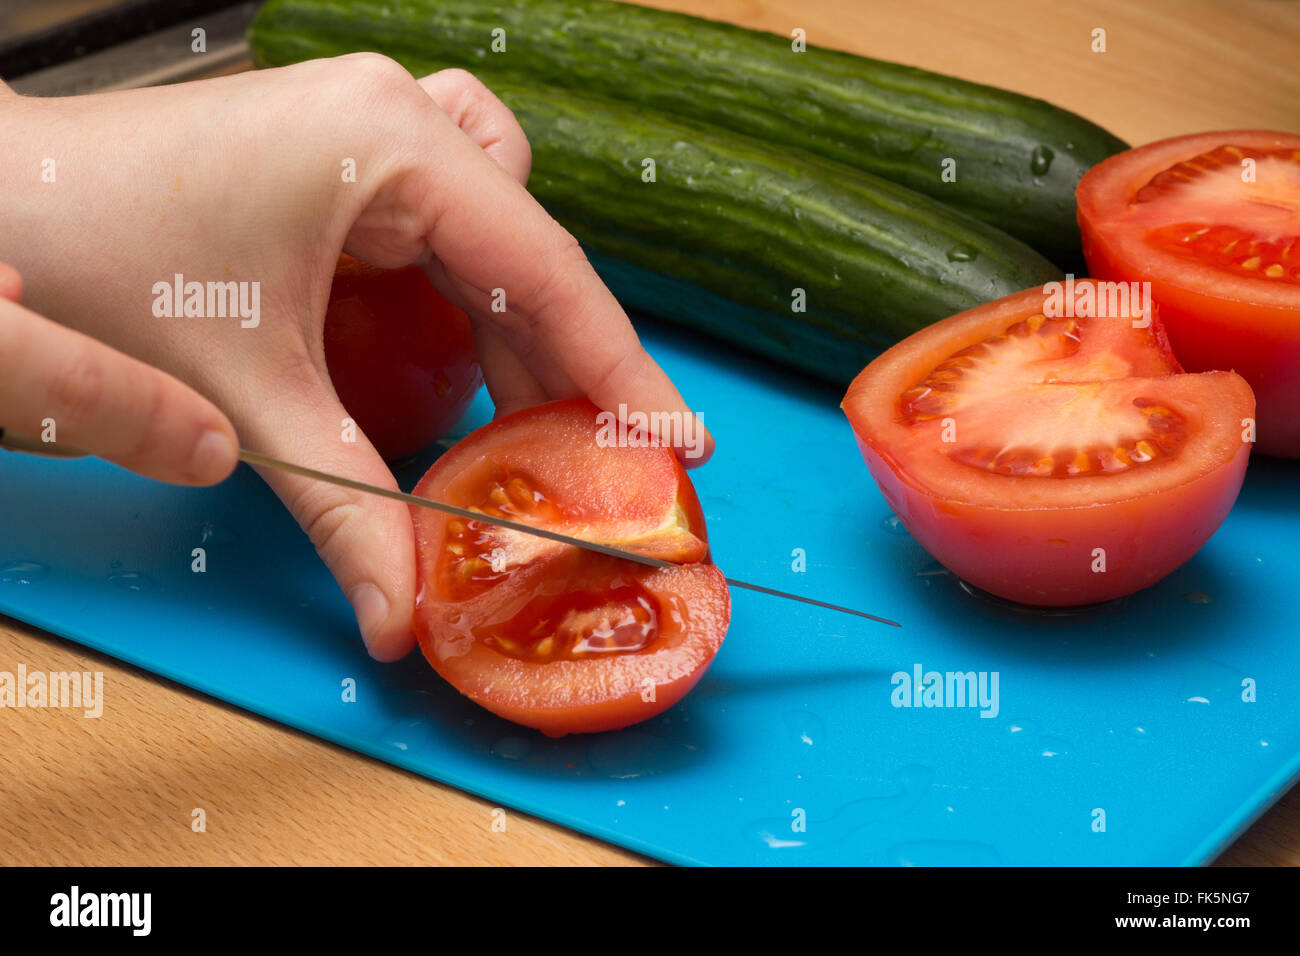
top-left (2, 0), bottom-right (1298, 866)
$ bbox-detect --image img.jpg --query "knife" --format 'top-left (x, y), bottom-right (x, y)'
top-left (0, 428), bottom-right (900, 626)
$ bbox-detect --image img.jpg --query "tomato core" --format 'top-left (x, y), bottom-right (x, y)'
top-left (477, 577), bottom-right (661, 662)
top-left (1135, 145), bottom-right (1300, 282)
top-left (411, 398), bottom-right (730, 735)
top-left (898, 312), bottom-right (1190, 478)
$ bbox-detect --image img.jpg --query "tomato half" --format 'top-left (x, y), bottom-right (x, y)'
top-left (842, 282), bottom-right (1254, 606)
top-left (324, 254), bottom-right (482, 461)
top-left (411, 398), bottom-right (730, 736)
top-left (1077, 130), bottom-right (1300, 457)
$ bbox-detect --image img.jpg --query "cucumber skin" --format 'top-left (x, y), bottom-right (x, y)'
top-left (250, 20), bottom-right (1063, 384)
top-left (250, 0), bottom-right (1126, 269)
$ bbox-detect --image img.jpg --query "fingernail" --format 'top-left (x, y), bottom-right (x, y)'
top-left (348, 583), bottom-right (390, 646)
top-left (185, 429), bottom-right (237, 484)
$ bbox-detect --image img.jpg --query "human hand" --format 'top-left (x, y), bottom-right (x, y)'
top-left (0, 260), bottom-right (238, 484)
top-left (0, 56), bottom-right (712, 661)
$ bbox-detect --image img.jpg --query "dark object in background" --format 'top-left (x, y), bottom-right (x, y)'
top-left (0, 0), bottom-right (249, 80)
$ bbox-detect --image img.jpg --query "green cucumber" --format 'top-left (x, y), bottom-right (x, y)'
top-left (249, 0), bottom-right (1126, 268)
top-left (257, 35), bottom-right (1066, 380)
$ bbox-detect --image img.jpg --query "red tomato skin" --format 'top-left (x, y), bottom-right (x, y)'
top-left (855, 434), bottom-right (1251, 606)
top-left (410, 398), bottom-right (729, 737)
top-left (1081, 226), bottom-right (1300, 458)
top-left (843, 283), bottom-right (1256, 607)
top-left (324, 256), bottom-right (482, 461)
top-left (1076, 131), bottom-right (1300, 458)
top-left (417, 564), bottom-right (730, 737)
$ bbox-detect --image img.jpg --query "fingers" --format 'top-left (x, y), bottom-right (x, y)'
top-left (416, 69), bottom-right (531, 185)
top-left (243, 381), bottom-right (417, 662)
top-left (0, 293), bottom-right (238, 484)
top-left (414, 144), bottom-right (715, 461)
top-left (465, 320), bottom-right (549, 418)
top-left (341, 60), bottom-right (713, 462)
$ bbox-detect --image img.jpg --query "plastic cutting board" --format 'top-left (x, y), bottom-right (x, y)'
top-left (1, 318), bottom-right (1297, 865)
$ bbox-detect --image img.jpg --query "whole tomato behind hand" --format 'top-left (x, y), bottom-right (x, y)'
top-left (324, 254), bottom-right (482, 461)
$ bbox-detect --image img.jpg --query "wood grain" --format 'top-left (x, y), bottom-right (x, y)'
top-left (2, 0), bottom-right (1297, 866)
top-left (0, 619), bottom-right (651, 865)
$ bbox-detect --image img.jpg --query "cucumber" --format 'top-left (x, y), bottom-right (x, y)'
top-left (249, 0), bottom-right (1126, 269)
top-left (258, 37), bottom-right (1066, 381)
top-left (508, 86), bottom-right (1065, 382)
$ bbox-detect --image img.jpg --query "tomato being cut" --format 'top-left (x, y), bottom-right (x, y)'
top-left (324, 254), bottom-right (482, 461)
top-left (842, 281), bottom-right (1255, 606)
top-left (1077, 130), bottom-right (1300, 457)
top-left (411, 398), bottom-right (730, 736)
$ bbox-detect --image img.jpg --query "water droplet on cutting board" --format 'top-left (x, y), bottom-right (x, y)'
top-left (1184, 591), bottom-right (1213, 605)
top-left (380, 718), bottom-right (435, 754)
top-left (0, 560), bottom-right (49, 584)
top-left (914, 560), bottom-right (951, 579)
top-left (888, 839), bottom-right (1000, 866)
top-left (746, 764), bottom-right (936, 850)
top-left (108, 571), bottom-right (153, 592)
top-left (491, 736), bottom-right (532, 761)
top-left (1039, 736), bottom-right (1072, 758)
top-left (782, 710), bottom-right (826, 748)
top-left (198, 520), bottom-right (237, 546)
top-left (880, 513), bottom-right (910, 536)
top-left (752, 826), bottom-right (807, 850)
top-left (587, 731), bottom-right (691, 779)
top-left (1181, 658), bottom-right (1242, 706)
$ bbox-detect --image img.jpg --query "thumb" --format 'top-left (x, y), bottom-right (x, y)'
top-left (244, 384), bottom-right (417, 662)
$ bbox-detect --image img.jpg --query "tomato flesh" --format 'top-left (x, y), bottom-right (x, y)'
top-left (1077, 131), bottom-right (1300, 457)
top-left (412, 398), bottom-right (729, 736)
top-left (324, 254), bottom-right (482, 461)
top-left (843, 282), bottom-right (1254, 606)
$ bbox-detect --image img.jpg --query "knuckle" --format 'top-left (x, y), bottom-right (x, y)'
top-left (296, 485), bottom-right (366, 559)
top-left (336, 52), bottom-right (417, 101)
top-left (589, 348), bottom-right (638, 399)
top-left (522, 230), bottom-right (594, 323)
top-left (46, 346), bottom-right (105, 428)
top-left (122, 373), bottom-right (170, 466)
top-left (436, 67), bottom-right (479, 91)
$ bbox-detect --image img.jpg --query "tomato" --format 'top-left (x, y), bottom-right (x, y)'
top-left (842, 282), bottom-right (1255, 606)
top-left (324, 254), bottom-right (482, 461)
top-left (411, 398), bottom-right (730, 736)
top-left (1077, 130), bottom-right (1300, 457)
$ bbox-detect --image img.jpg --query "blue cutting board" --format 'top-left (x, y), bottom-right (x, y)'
top-left (1, 318), bottom-right (1297, 866)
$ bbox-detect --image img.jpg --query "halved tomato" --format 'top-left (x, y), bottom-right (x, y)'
top-left (324, 254), bottom-right (482, 461)
top-left (1077, 130), bottom-right (1300, 457)
top-left (843, 282), bottom-right (1254, 606)
top-left (411, 398), bottom-right (729, 736)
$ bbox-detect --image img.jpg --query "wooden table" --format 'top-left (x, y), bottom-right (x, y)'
top-left (2, 0), bottom-right (1298, 866)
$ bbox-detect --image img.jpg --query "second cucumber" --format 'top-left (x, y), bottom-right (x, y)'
top-left (266, 49), bottom-right (1065, 380)
top-left (250, 0), bottom-right (1126, 268)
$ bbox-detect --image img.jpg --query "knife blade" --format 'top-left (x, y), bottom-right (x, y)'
top-left (0, 429), bottom-right (900, 626)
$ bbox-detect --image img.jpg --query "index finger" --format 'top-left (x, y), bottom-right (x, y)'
top-left (401, 101), bottom-right (715, 465)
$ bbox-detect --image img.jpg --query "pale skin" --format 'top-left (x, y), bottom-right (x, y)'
top-left (0, 54), bottom-right (713, 662)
